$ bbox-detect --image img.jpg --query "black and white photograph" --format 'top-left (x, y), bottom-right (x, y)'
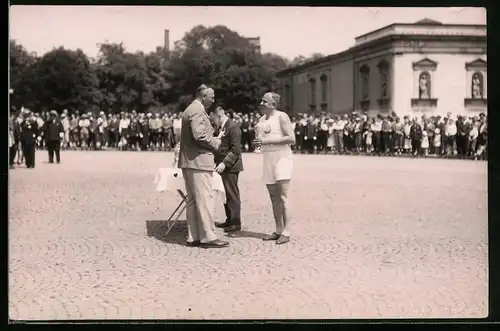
top-left (9, 6), bottom-right (488, 320)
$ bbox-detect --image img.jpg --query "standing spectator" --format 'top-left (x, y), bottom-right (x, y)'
top-left (34, 113), bottom-right (45, 150)
top-left (456, 115), bottom-right (468, 158)
top-left (381, 116), bottom-right (392, 154)
top-left (96, 112), bottom-right (107, 150)
top-left (304, 114), bottom-right (318, 154)
top-left (421, 131), bottom-right (429, 157)
top-left (9, 112), bottom-right (22, 168)
top-left (333, 115), bottom-right (345, 154)
top-left (139, 114), bottom-right (150, 151)
top-left (172, 113), bottom-right (182, 144)
top-left (60, 113), bottom-right (70, 150)
top-left (353, 117), bottom-right (363, 153)
top-left (317, 114), bottom-right (329, 153)
top-left (44, 110), bottom-right (64, 163)
top-left (69, 113), bottom-right (79, 149)
top-left (444, 118), bottom-right (457, 157)
top-left (129, 118), bottom-right (141, 151)
top-left (403, 116), bottom-right (412, 155)
top-left (162, 113), bottom-right (174, 150)
top-left (150, 113), bottom-right (162, 150)
top-left (108, 114), bottom-right (119, 148)
top-left (240, 114), bottom-right (252, 152)
top-left (295, 114), bottom-right (307, 153)
top-left (20, 109), bottom-right (38, 168)
top-left (119, 113), bottom-right (130, 149)
top-left (88, 114), bottom-right (97, 149)
top-left (434, 128), bottom-right (442, 155)
top-left (392, 117), bottom-right (404, 155)
top-left (343, 115), bottom-right (352, 153)
top-left (363, 126), bottom-right (373, 153)
top-left (438, 116), bottom-right (448, 156)
top-left (468, 120), bottom-right (479, 157)
top-left (79, 114), bottom-right (90, 150)
top-left (474, 115), bottom-right (487, 160)
top-left (410, 118), bottom-right (423, 157)
top-left (371, 116), bottom-right (382, 155)
top-left (425, 117), bottom-right (436, 155)
top-left (327, 117), bottom-right (335, 153)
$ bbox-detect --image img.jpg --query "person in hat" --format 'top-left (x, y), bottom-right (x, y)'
top-left (19, 108), bottom-right (38, 168)
top-left (44, 110), bottom-right (64, 163)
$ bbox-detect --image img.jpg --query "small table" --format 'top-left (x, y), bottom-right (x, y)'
top-left (154, 168), bottom-right (225, 236)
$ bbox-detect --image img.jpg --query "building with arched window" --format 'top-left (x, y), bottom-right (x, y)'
top-left (277, 19), bottom-right (487, 118)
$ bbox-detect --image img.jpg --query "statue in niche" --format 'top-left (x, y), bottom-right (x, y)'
top-left (472, 73), bottom-right (483, 99)
top-left (418, 72), bottom-right (430, 99)
top-left (380, 71), bottom-right (388, 98)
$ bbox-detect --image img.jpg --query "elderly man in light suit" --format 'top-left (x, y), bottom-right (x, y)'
top-left (177, 85), bottom-right (229, 249)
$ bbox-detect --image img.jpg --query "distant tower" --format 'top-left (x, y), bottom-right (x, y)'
top-left (164, 29), bottom-right (170, 58)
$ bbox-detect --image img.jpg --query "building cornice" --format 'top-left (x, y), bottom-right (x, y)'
top-left (277, 34), bottom-right (486, 78)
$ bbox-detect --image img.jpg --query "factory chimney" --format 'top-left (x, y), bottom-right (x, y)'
top-left (164, 29), bottom-right (170, 53)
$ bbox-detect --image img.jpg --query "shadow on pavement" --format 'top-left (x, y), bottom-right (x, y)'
top-left (225, 230), bottom-right (267, 240)
top-left (146, 220), bottom-right (188, 246)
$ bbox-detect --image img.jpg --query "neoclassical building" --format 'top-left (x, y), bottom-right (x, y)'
top-left (277, 19), bottom-right (487, 118)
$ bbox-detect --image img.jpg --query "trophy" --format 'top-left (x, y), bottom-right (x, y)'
top-left (254, 122), bottom-right (262, 153)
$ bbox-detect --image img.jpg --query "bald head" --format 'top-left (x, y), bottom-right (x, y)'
top-left (196, 84), bottom-right (215, 108)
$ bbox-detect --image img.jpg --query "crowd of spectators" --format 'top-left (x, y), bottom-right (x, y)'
top-left (9, 108), bottom-right (488, 164)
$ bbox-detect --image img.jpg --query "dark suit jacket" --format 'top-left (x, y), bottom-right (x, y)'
top-left (44, 119), bottom-right (64, 141)
top-left (215, 118), bottom-right (243, 173)
top-left (178, 100), bottom-right (219, 171)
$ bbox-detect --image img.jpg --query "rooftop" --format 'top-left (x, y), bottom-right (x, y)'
top-left (278, 19), bottom-right (486, 77)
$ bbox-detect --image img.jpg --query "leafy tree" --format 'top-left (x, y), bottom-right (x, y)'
top-left (9, 40), bottom-right (38, 111)
top-left (169, 25), bottom-right (288, 113)
top-left (32, 46), bottom-right (101, 113)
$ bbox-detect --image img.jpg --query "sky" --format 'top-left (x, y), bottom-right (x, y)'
top-left (9, 6), bottom-right (486, 60)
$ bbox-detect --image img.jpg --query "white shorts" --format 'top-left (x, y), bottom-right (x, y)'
top-left (262, 148), bottom-right (293, 185)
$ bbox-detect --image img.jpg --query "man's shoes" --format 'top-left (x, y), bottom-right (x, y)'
top-left (224, 225), bottom-right (241, 233)
top-left (263, 232), bottom-right (280, 241)
top-left (200, 239), bottom-right (229, 249)
top-left (186, 240), bottom-right (201, 247)
top-left (215, 222), bottom-right (230, 229)
top-left (276, 235), bottom-right (290, 245)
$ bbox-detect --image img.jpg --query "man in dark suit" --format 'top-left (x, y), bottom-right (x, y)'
top-left (44, 110), bottom-right (65, 163)
top-left (19, 108), bottom-right (38, 169)
top-left (178, 84), bottom-right (228, 249)
top-left (212, 106), bottom-right (244, 233)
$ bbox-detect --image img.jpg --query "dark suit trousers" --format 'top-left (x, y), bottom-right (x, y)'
top-left (221, 172), bottom-right (241, 226)
top-left (47, 140), bottom-right (61, 163)
top-left (10, 142), bottom-right (18, 165)
top-left (22, 142), bottom-right (35, 167)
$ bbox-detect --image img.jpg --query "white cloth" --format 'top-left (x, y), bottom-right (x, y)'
top-left (154, 168), bottom-right (226, 202)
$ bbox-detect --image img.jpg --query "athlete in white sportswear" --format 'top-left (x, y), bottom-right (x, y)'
top-left (253, 92), bottom-right (295, 245)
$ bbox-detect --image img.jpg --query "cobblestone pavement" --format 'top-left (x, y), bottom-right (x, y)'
top-left (9, 151), bottom-right (488, 320)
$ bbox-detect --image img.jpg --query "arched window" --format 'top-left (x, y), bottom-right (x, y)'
top-left (418, 71), bottom-right (431, 99)
top-left (471, 72), bottom-right (484, 99)
top-left (360, 65), bottom-right (370, 101)
top-left (309, 78), bottom-right (317, 107)
top-left (320, 74), bottom-right (328, 104)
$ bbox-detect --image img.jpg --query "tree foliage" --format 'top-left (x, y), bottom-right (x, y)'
top-left (10, 25), bottom-right (312, 114)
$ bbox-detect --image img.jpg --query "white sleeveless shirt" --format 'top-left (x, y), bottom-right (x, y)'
top-left (258, 110), bottom-right (291, 153)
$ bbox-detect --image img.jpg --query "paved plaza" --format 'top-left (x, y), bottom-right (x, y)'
top-left (9, 151), bottom-right (488, 320)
